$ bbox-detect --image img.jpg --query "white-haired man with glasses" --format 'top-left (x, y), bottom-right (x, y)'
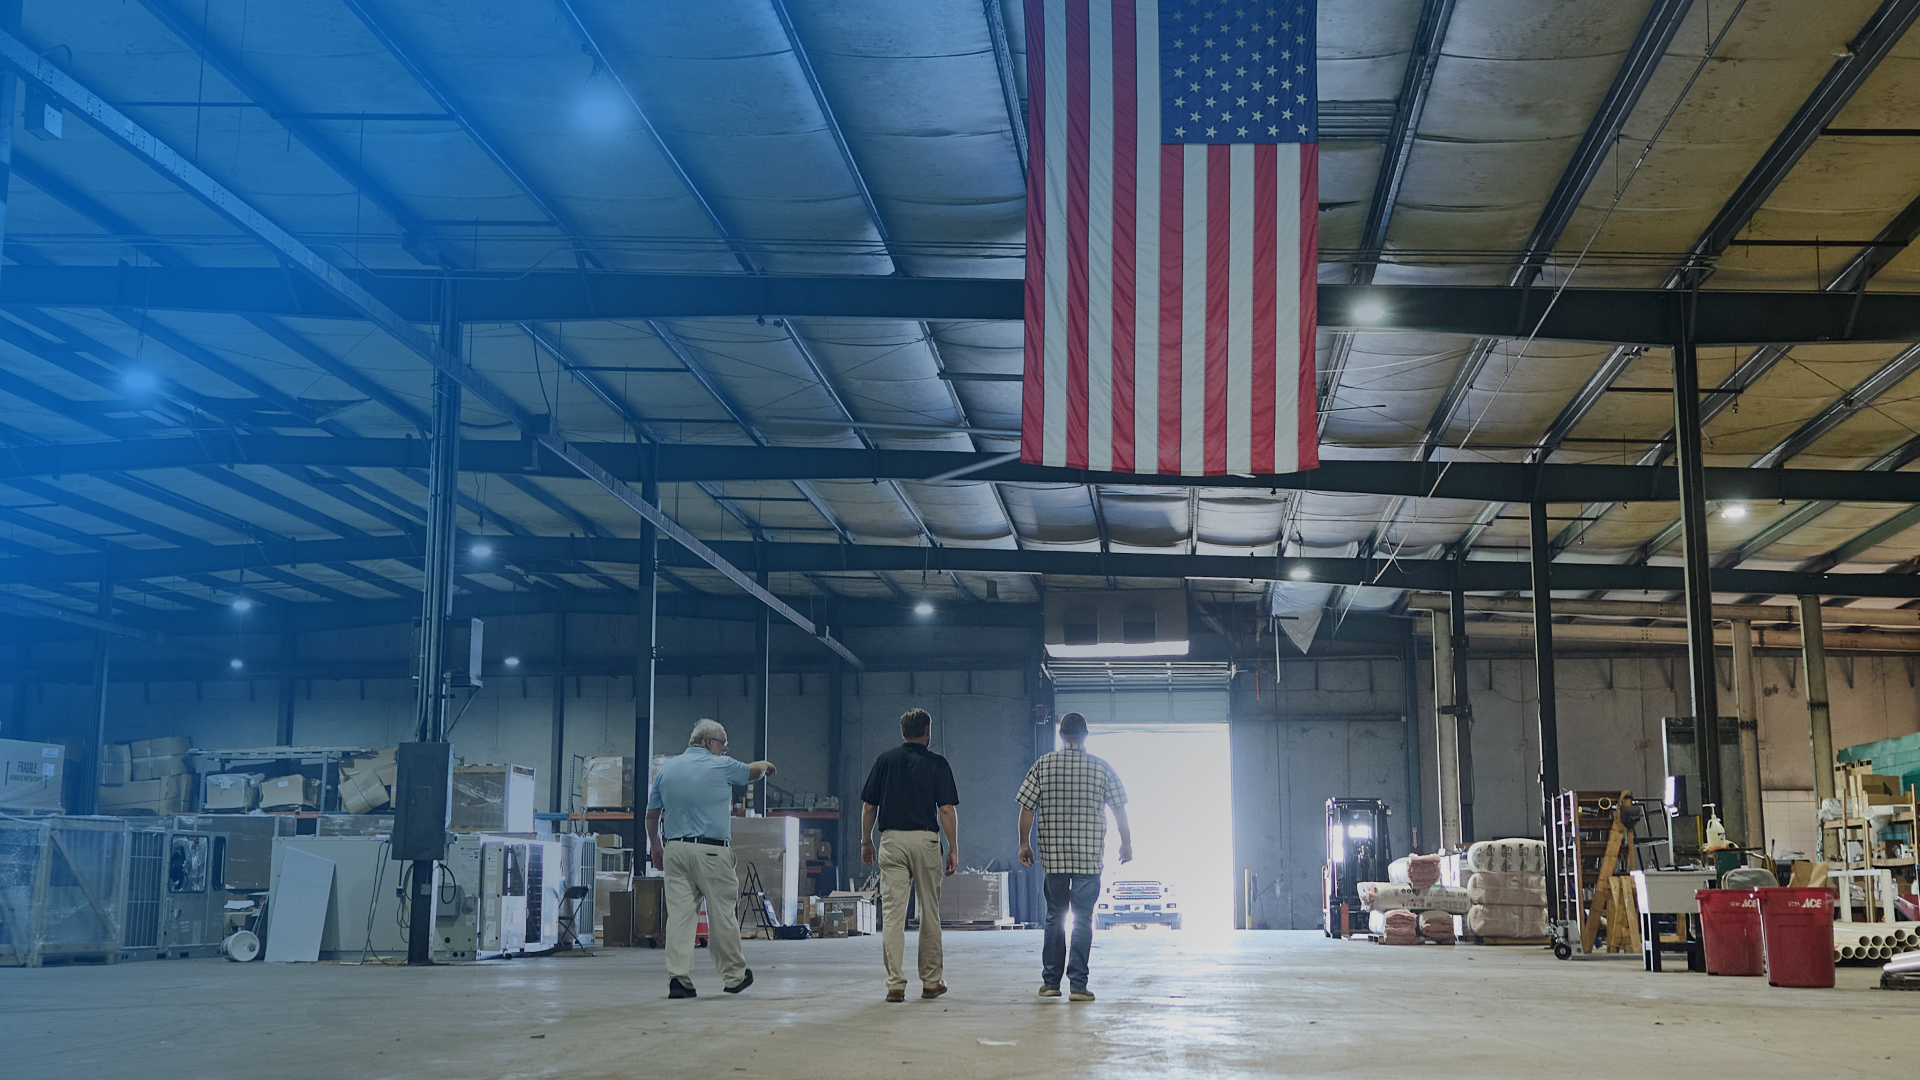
top-left (645, 719), bottom-right (776, 999)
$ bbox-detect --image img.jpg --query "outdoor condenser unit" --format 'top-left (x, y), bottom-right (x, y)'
top-left (434, 834), bottom-right (563, 961)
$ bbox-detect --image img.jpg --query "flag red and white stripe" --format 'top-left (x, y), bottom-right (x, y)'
top-left (1021, 0), bottom-right (1319, 476)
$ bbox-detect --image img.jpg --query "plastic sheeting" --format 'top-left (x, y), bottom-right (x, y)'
top-left (0, 818), bottom-right (126, 967)
top-left (1464, 904), bottom-right (1550, 939)
top-left (1461, 838), bottom-right (1548, 876)
top-left (1358, 882), bottom-right (1472, 915)
top-left (1465, 872), bottom-right (1547, 908)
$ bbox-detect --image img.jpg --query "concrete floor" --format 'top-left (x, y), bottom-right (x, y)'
top-left (7, 931), bottom-right (1914, 1079)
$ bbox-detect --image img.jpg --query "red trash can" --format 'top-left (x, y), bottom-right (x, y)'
top-left (1753, 887), bottom-right (1834, 988)
top-left (1695, 889), bottom-right (1764, 976)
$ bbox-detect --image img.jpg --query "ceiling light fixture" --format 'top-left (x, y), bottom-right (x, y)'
top-left (1288, 566), bottom-right (1312, 581)
top-left (913, 600), bottom-right (934, 616)
top-left (123, 370), bottom-right (158, 392)
top-left (1721, 504), bottom-right (1747, 520)
top-left (1352, 300), bottom-right (1387, 324)
top-left (231, 598), bottom-right (252, 612)
top-left (470, 543), bottom-right (493, 557)
top-left (229, 658), bottom-right (244, 669)
top-left (504, 656), bottom-right (521, 668)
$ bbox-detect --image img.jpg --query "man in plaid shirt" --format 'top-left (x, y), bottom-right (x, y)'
top-left (1015, 711), bottom-right (1131, 1001)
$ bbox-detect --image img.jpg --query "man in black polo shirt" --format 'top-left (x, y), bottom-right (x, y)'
top-left (860, 707), bottom-right (960, 1002)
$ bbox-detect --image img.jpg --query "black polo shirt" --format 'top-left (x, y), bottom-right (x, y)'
top-left (860, 742), bottom-right (960, 833)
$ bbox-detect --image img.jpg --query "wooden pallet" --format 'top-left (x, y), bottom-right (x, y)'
top-left (1464, 935), bottom-right (1551, 946)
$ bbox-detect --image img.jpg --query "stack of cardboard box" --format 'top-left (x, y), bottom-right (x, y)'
top-left (98, 737), bottom-right (195, 815)
top-left (337, 747), bottom-right (397, 814)
top-left (0, 738), bottom-right (65, 812)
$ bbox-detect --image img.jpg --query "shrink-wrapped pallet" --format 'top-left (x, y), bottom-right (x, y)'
top-left (1461, 838), bottom-right (1548, 875)
top-left (1465, 872), bottom-right (1547, 907)
top-left (1463, 904), bottom-right (1550, 939)
top-left (1359, 881), bottom-right (1473, 914)
top-left (1386, 853), bottom-right (1443, 889)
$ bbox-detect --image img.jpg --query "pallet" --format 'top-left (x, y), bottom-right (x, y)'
top-left (1465, 935), bottom-right (1550, 946)
top-left (1366, 936), bottom-right (1456, 946)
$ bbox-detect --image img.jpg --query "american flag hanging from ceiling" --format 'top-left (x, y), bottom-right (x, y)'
top-left (1022, 0), bottom-right (1319, 476)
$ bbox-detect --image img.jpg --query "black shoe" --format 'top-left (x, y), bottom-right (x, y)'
top-left (668, 977), bottom-right (697, 999)
top-left (725, 969), bottom-right (754, 994)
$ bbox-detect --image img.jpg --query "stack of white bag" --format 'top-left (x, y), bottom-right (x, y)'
top-left (1362, 852), bottom-right (1472, 940)
top-left (1459, 838), bottom-right (1549, 939)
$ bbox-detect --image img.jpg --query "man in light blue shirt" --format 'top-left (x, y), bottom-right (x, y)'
top-left (645, 719), bottom-right (777, 999)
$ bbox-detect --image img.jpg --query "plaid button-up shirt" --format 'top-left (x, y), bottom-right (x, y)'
top-left (1015, 746), bottom-right (1127, 876)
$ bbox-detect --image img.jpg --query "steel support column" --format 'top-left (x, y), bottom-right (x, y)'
top-left (1732, 620), bottom-right (1766, 850)
top-left (1448, 583), bottom-right (1476, 845)
top-left (1400, 621), bottom-right (1424, 854)
top-left (1671, 340), bottom-right (1722, 816)
top-left (1430, 608), bottom-right (1462, 850)
top-left (406, 290), bottom-right (461, 967)
top-left (753, 566), bottom-right (771, 816)
top-left (632, 477), bottom-right (659, 860)
top-left (551, 612), bottom-right (567, 814)
top-left (276, 632), bottom-right (296, 746)
top-left (1798, 596), bottom-right (1837, 816)
top-left (83, 579), bottom-right (109, 816)
top-left (1528, 500), bottom-right (1560, 845)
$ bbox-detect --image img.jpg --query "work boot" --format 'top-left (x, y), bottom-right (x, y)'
top-left (1069, 987), bottom-right (1095, 1002)
top-left (724, 969), bottom-right (754, 994)
top-left (1038, 985), bottom-right (1061, 998)
top-left (885, 987), bottom-right (906, 1002)
top-left (668, 977), bottom-right (697, 999)
top-left (922, 982), bottom-right (948, 999)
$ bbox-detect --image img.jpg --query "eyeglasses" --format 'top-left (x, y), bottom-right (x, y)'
top-left (704, 737), bottom-right (729, 748)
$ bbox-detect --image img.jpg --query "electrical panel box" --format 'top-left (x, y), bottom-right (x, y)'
top-left (412, 617), bottom-right (484, 688)
top-left (392, 742), bottom-right (453, 862)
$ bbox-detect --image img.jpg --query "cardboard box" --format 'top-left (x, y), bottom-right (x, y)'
top-left (99, 760), bottom-right (133, 786)
top-left (341, 746), bottom-right (397, 784)
top-left (130, 736), bottom-right (191, 758)
top-left (203, 773), bottom-right (262, 811)
top-left (102, 743), bottom-right (132, 764)
top-left (338, 769), bottom-right (391, 814)
top-left (582, 756), bottom-right (635, 809)
top-left (98, 773), bottom-right (193, 815)
top-left (820, 911), bottom-right (849, 938)
top-left (259, 773), bottom-right (319, 810)
top-left (0, 739), bottom-right (64, 812)
top-left (132, 753), bottom-right (191, 781)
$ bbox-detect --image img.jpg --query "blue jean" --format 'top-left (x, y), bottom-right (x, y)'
top-left (1042, 872), bottom-right (1102, 990)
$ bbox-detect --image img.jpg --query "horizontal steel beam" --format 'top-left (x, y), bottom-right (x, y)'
top-left (1415, 616), bottom-right (1920, 653)
top-left (3, 265), bottom-right (1916, 345)
top-left (15, 434), bottom-right (1920, 506)
top-left (7, 534), bottom-right (1920, 600)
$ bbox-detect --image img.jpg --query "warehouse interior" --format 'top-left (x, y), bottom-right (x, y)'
top-left (4, 0), bottom-right (1920, 1075)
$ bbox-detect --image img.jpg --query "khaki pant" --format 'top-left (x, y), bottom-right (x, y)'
top-left (663, 841), bottom-right (746, 988)
top-left (879, 829), bottom-right (944, 991)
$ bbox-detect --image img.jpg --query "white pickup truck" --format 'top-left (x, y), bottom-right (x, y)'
top-left (1094, 879), bottom-right (1181, 930)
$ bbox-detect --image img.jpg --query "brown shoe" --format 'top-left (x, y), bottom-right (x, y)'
top-left (885, 988), bottom-right (906, 1003)
top-left (922, 982), bottom-right (948, 999)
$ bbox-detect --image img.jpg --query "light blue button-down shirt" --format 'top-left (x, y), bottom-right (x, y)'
top-left (647, 746), bottom-right (752, 842)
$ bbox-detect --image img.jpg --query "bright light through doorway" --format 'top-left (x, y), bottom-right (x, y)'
top-left (1084, 723), bottom-right (1234, 934)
